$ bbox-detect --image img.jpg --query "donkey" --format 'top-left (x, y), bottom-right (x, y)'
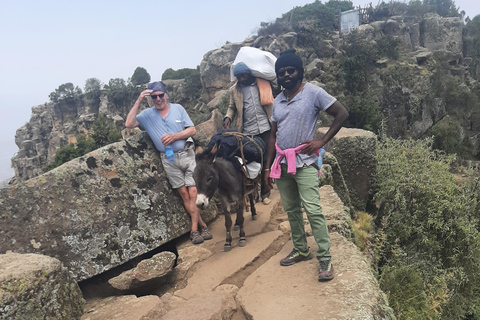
top-left (194, 144), bottom-right (257, 252)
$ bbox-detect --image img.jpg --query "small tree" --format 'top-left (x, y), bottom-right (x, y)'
top-left (105, 78), bottom-right (127, 105)
top-left (424, 0), bottom-right (459, 17)
top-left (84, 78), bottom-right (102, 105)
top-left (131, 67), bottom-right (151, 86)
top-left (49, 83), bottom-right (82, 103)
top-left (90, 114), bottom-right (122, 148)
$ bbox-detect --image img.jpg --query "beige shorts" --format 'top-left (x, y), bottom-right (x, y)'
top-left (160, 142), bottom-right (196, 189)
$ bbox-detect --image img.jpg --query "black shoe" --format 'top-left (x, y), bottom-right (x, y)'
top-left (280, 248), bottom-right (313, 266)
top-left (318, 259), bottom-right (334, 281)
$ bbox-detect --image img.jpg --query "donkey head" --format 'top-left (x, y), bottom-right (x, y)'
top-left (194, 143), bottom-right (220, 209)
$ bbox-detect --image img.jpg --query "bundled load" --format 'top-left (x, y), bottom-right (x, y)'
top-left (230, 47), bottom-right (277, 105)
top-left (230, 47), bottom-right (277, 82)
top-left (205, 129), bottom-right (265, 165)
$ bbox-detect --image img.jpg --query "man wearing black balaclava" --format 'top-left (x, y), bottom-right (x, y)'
top-left (265, 49), bottom-right (349, 281)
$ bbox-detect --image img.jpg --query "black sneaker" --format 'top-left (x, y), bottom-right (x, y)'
top-left (190, 230), bottom-right (204, 244)
top-left (280, 248), bottom-right (313, 266)
top-left (318, 259), bottom-right (334, 281)
top-left (201, 226), bottom-right (212, 240)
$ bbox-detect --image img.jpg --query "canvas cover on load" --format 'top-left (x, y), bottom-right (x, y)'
top-left (206, 129), bottom-right (265, 165)
top-left (230, 47), bottom-right (277, 82)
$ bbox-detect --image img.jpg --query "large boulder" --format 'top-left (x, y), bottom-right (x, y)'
top-left (318, 128), bottom-right (377, 212)
top-left (0, 133), bottom-right (217, 280)
top-left (199, 43), bottom-right (242, 101)
top-left (0, 252), bottom-right (84, 320)
top-left (108, 251), bottom-right (177, 291)
top-left (421, 13), bottom-right (463, 54)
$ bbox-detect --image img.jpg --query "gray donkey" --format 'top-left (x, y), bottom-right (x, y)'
top-left (194, 143), bottom-right (257, 252)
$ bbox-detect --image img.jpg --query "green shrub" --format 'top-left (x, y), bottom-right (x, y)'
top-left (344, 93), bottom-right (382, 132)
top-left (380, 263), bottom-right (434, 320)
top-left (342, 32), bottom-right (378, 94)
top-left (377, 35), bottom-right (402, 60)
top-left (374, 136), bottom-right (480, 319)
top-left (90, 114), bottom-right (122, 147)
top-left (429, 118), bottom-right (474, 159)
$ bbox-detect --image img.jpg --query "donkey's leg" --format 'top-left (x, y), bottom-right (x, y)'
top-left (234, 198), bottom-right (246, 231)
top-left (235, 202), bottom-right (246, 247)
top-left (222, 199), bottom-right (233, 252)
top-left (224, 212), bottom-right (233, 251)
top-left (248, 193), bottom-right (257, 220)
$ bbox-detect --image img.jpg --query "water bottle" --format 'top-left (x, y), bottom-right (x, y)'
top-left (165, 145), bottom-right (175, 162)
top-left (317, 146), bottom-right (325, 168)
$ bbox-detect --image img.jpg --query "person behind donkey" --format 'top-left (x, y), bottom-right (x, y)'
top-left (265, 50), bottom-right (349, 281)
top-left (223, 62), bottom-right (274, 205)
top-left (125, 81), bottom-right (212, 245)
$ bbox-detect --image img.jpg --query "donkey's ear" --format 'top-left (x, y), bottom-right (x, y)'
top-left (208, 141), bottom-right (219, 163)
top-left (195, 146), bottom-right (203, 155)
top-left (210, 141), bottom-right (219, 155)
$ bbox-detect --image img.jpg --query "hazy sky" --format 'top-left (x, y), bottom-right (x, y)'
top-left (0, 0), bottom-right (479, 181)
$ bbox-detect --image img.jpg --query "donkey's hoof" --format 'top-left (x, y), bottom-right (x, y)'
top-left (233, 224), bottom-right (240, 231)
top-left (239, 238), bottom-right (246, 247)
top-left (224, 244), bottom-right (232, 252)
top-left (252, 215), bottom-right (258, 221)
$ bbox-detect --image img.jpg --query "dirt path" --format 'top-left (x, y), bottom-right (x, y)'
top-left (81, 186), bottom-right (394, 320)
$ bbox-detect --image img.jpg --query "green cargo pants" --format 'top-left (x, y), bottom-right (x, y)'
top-left (275, 164), bottom-right (331, 261)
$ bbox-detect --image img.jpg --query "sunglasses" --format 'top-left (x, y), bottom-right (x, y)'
top-left (278, 67), bottom-right (297, 77)
top-left (150, 93), bottom-right (165, 99)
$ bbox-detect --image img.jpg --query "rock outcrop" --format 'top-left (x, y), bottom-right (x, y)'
top-left (0, 132), bottom-right (216, 281)
top-left (320, 128), bottom-right (378, 211)
top-left (0, 252), bottom-right (84, 320)
top-left (108, 251), bottom-right (177, 291)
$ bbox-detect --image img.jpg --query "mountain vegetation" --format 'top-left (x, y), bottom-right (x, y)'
top-left (374, 134), bottom-right (480, 319)
top-left (43, 114), bottom-right (122, 172)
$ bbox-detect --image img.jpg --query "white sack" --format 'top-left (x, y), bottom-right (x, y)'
top-left (230, 47), bottom-right (277, 82)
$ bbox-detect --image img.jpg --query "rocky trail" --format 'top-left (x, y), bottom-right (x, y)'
top-left (80, 186), bottom-right (393, 320)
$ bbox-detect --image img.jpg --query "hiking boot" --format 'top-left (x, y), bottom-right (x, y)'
top-left (280, 248), bottom-right (313, 266)
top-left (318, 259), bottom-right (334, 281)
top-left (201, 226), bottom-right (212, 240)
top-left (190, 230), bottom-right (204, 244)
